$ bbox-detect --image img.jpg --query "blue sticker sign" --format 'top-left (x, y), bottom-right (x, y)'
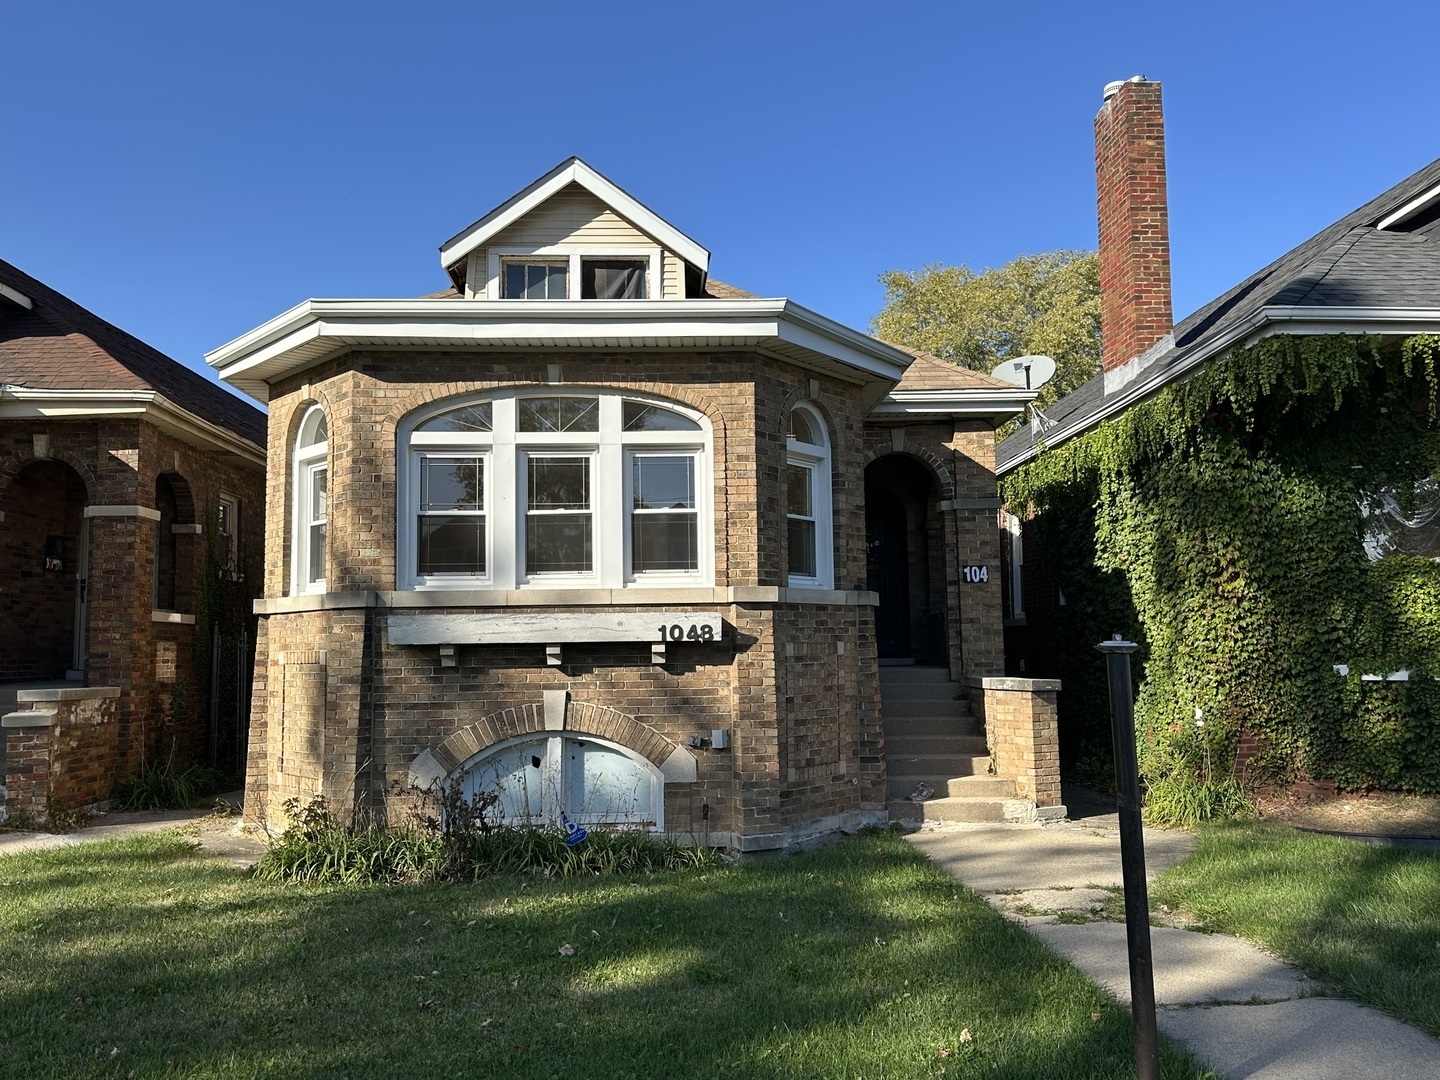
top-left (560, 811), bottom-right (588, 847)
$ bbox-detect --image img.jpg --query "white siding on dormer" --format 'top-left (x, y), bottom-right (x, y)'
top-left (492, 186), bottom-right (654, 249)
top-left (663, 251), bottom-right (684, 299)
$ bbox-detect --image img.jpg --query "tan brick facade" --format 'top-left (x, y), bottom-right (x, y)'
top-left (968, 676), bottom-right (1062, 809)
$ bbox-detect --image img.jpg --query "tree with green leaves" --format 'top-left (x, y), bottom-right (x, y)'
top-left (871, 250), bottom-right (1101, 415)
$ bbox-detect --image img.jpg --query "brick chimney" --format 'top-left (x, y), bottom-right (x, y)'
top-left (1095, 76), bottom-right (1172, 372)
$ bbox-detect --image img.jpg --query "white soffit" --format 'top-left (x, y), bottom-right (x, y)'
top-left (871, 387), bottom-right (1036, 420)
top-left (205, 298), bottom-right (912, 403)
top-left (439, 157), bottom-right (711, 275)
top-left (0, 282), bottom-right (33, 309)
top-left (1377, 181), bottom-right (1440, 231)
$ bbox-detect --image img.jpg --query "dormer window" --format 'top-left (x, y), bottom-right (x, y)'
top-left (504, 260), bottom-right (568, 300)
top-left (582, 259), bottom-right (647, 299)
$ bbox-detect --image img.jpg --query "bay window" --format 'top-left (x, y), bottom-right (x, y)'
top-left (400, 391), bottom-right (711, 589)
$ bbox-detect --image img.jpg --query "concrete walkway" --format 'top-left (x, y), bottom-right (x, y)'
top-left (908, 811), bottom-right (1440, 1079)
top-left (0, 795), bottom-right (267, 870)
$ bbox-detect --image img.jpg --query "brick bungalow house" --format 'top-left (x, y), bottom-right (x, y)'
top-left (208, 158), bottom-right (1060, 850)
top-left (1, 259), bottom-right (266, 819)
top-left (997, 79), bottom-right (1440, 791)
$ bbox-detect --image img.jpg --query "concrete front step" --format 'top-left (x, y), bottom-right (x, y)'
top-left (888, 774), bottom-right (1016, 801)
top-left (878, 666), bottom-right (953, 684)
top-left (884, 733), bottom-right (985, 756)
top-left (888, 796), bottom-right (1037, 824)
top-left (885, 752), bottom-right (991, 778)
top-left (879, 682), bottom-right (971, 702)
top-left (883, 702), bottom-right (972, 722)
top-left (882, 715), bottom-right (981, 737)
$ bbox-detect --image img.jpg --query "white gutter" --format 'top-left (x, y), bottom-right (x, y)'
top-left (206, 298), bottom-right (914, 400)
top-left (997, 306), bottom-right (1440, 475)
top-left (870, 387), bottom-right (1035, 420)
top-left (0, 386), bottom-right (265, 466)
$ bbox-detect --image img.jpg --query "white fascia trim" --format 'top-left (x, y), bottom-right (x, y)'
top-left (0, 282), bottom-right (33, 309)
top-left (206, 298), bottom-right (913, 392)
top-left (439, 158), bottom-right (710, 274)
top-left (997, 305), bottom-right (1440, 475)
top-left (872, 388), bottom-right (1036, 419)
top-left (1377, 183), bottom-right (1440, 231)
top-left (0, 387), bottom-right (265, 466)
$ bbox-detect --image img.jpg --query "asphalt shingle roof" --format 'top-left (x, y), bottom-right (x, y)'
top-left (997, 154), bottom-right (1440, 472)
top-left (0, 259), bottom-right (266, 447)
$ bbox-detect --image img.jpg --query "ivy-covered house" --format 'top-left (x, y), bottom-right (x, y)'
top-left (997, 77), bottom-right (1440, 799)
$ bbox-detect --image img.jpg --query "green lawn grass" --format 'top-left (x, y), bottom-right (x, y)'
top-left (1151, 821), bottom-right (1440, 1036)
top-left (0, 829), bottom-right (1215, 1079)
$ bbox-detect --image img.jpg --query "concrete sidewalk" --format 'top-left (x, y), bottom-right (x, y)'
top-left (908, 816), bottom-right (1440, 1080)
top-left (0, 796), bottom-right (267, 870)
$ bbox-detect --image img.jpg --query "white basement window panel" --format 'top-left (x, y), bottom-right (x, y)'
top-left (398, 390), bottom-right (713, 591)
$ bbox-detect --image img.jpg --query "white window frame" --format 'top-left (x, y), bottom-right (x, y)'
top-left (398, 390), bottom-right (712, 591)
top-left (216, 491), bottom-right (239, 575)
top-left (484, 245), bottom-right (662, 301)
top-left (413, 452), bottom-right (491, 584)
top-left (292, 405), bottom-right (328, 595)
top-left (1005, 510), bottom-right (1025, 618)
top-left (786, 404), bottom-right (833, 590)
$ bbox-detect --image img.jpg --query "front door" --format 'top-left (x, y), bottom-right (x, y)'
top-left (866, 487), bottom-right (912, 659)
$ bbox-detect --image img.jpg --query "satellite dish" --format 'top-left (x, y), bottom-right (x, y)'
top-left (989, 354), bottom-right (1056, 391)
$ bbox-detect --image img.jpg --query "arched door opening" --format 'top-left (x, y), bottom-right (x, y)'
top-left (0, 460), bottom-right (89, 681)
top-left (865, 455), bottom-right (946, 664)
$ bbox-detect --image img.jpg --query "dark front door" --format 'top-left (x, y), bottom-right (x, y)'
top-left (866, 487), bottom-right (912, 658)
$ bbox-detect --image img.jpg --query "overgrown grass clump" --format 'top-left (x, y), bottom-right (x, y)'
top-left (1152, 821), bottom-right (1440, 1035)
top-left (112, 763), bottom-right (237, 812)
top-left (253, 796), bottom-right (718, 884)
top-left (0, 828), bottom-right (1218, 1079)
top-left (1142, 773), bottom-right (1258, 828)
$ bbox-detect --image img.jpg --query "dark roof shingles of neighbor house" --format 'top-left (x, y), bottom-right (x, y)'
top-left (0, 259), bottom-right (266, 447)
top-left (420, 279), bottom-right (1008, 392)
top-left (996, 153), bottom-right (1440, 472)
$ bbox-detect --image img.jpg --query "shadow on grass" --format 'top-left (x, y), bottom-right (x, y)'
top-left (0, 832), bottom-right (1215, 1079)
top-left (1152, 821), bottom-right (1440, 1037)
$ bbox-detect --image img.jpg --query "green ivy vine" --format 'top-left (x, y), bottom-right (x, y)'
top-left (1004, 334), bottom-right (1440, 799)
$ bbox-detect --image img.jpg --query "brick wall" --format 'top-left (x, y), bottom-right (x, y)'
top-left (2, 687), bottom-right (121, 819)
top-left (967, 676), bottom-right (1062, 809)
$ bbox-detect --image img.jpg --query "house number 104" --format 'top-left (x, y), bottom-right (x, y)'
top-left (962, 565), bottom-right (990, 583)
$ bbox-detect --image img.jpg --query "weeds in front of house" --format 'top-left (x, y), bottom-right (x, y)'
top-left (112, 760), bottom-right (236, 812)
top-left (254, 788), bottom-right (719, 885)
top-left (0, 829), bottom-right (1218, 1079)
top-left (1142, 772), bottom-right (1258, 828)
top-left (1152, 820), bottom-right (1440, 1036)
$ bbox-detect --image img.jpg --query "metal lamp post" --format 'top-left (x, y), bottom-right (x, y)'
top-left (1096, 635), bottom-right (1160, 1080)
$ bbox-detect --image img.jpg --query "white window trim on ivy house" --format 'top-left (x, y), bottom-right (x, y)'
top-left (398, 389), bottom-right (713, 591)
top-left (786, 403), bottom-right (833, 590)
top-left (292, 405), bottom-right (328, 595)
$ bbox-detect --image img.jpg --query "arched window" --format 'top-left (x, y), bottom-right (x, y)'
top-left (398, 391), bottom-right (712, 590)
top-left (293, 406), bottom-right (328, 594)
top-left (453, 734), bottom-right (662, 829)
top-left (786, 404), bottom-right (832, 588)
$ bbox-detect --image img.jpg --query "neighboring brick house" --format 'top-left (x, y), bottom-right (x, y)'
top-left (1, 259), bottom-right (266, 818)
top-left (209, 158), bottom-right (1041, 850)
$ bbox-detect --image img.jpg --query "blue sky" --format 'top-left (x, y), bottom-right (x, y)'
top-left (5, 1), bottom-right (1438, 401)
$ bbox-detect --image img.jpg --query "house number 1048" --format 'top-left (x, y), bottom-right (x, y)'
top-left (962, 565), bottom-right (990, 583)
top-left (658, 623), bottom-right (716, 642)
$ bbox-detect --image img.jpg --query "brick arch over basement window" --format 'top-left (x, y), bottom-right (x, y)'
top-left (0, 447), bottom-right (99, 503)
top-left (407, 695), bottom-right (699, 792)
top-left (862, 446), bottom-right (956, 501)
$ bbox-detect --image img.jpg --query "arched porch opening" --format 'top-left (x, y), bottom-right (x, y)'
top-left (865, 454), bottom-right (946, 664)
top-left (0, 459), bottom-right (89, 680)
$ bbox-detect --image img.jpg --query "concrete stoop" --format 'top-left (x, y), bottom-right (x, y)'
top-left (880, 666), bottom-right (1046, 825)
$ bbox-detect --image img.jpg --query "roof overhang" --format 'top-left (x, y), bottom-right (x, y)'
top-left (997, 305), bottom-right (1440, 474)
top-left (0, 386), bottom-right (265, 467)
top-left (0, 282), bottom-right (33, 310)
top-left (439, 158), bottom-right (711, 275)
top-left (869, 387), bottom-right (1036, 423)
top-left (206, 298), bottom-right (913, 407)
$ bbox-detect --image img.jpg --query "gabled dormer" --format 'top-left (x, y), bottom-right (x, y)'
top-left (439, 157), bottom-right (712, 300)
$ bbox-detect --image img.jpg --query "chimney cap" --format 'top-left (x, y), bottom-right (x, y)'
top-left (1102, 75), bottom-right (1149, 101)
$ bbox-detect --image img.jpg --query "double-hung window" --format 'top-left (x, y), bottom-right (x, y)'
top-left (293, 406), bottom-right (328, 594)
top-left (400, 391), bottom-right (711, 590)
top-left (490, 247), bottom-right (658, 300)
top-left (786, 405), bottom-right (833, 589)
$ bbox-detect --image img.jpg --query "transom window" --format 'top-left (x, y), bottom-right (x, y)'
top-left (787, 404), bottom-right (833, 589)
top-left (401, 391), bottom-right (711, 589)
